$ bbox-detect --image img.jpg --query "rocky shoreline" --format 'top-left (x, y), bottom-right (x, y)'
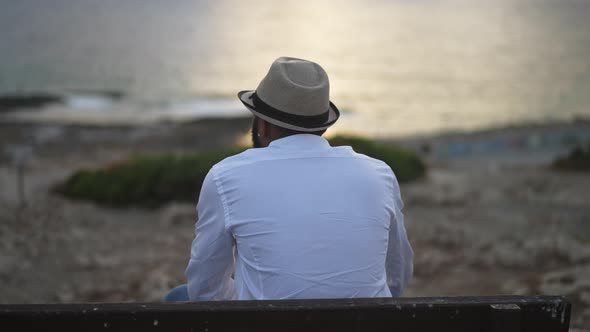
top-left (0, 119), bottom-right (589, 329)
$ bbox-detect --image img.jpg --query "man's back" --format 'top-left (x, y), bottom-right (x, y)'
top-left (186, 134), bottom-right (413, 300)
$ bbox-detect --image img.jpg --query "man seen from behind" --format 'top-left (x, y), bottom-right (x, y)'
top-left (178, 57), bottom-right (413, 301)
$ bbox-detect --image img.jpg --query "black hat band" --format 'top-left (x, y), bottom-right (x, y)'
top-left (251, 92), bottom-right (335, 128)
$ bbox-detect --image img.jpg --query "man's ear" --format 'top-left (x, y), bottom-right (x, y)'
top-left (260, 119), bottom-right (276, 147)
top-left (259, 118), bottom-right (269, 138)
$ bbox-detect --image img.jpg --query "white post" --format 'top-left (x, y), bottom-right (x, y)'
top-left (5, 144), bottom-right (33, 208)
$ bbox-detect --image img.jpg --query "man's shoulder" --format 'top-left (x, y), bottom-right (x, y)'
top-left (351, 150), bottom-right (390, 166)
top-left (340, 148), bottom-right (400, 186)
top-left (209, 148), bottom-right (261, 175)
top-left (209, 145), bottom-right (395, 180)
top-left (343, 148), bottom-right (394, 173)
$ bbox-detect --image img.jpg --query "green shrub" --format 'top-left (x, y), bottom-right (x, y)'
top-left (55, 148), bottom-right (243, 208)
top-left (56, 136), bottom-right (425, 207)
top-left (552, 145), bottom-right (590, 172)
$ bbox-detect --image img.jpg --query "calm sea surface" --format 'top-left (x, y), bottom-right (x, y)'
top-left (1, 0), bottom-right (590, 137)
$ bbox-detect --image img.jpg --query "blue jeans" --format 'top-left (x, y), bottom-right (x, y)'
top-left (163, 284), bottom-right (189, 302)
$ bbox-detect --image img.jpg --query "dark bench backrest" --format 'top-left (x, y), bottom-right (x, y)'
top-left (0, 295), bottom-right (570, 332)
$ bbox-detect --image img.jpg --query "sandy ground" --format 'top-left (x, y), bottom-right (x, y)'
top-left (0, 119), bottom-right (589, 329)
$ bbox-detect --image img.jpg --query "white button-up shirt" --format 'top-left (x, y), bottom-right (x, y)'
top-left (185, 134), bottom-right (413, 300)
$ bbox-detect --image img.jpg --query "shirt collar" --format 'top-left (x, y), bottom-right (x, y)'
top-left (268, 134), bottom-right (330, 150)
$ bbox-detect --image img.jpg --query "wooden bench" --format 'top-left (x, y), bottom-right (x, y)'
top-left (0, 295), bottom-right (570, 331)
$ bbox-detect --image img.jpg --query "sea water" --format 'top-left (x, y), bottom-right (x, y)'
top-left (1, 0), bottom-right (589, 137)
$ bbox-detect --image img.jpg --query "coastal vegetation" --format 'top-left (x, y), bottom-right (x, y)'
top-left (55, 136), bottom-right (426, 207)
top-left (552, 145), bottom-right (590, 172)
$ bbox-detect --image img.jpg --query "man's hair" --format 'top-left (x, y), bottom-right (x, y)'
top-left (269, 121), bottom-right (326, 138)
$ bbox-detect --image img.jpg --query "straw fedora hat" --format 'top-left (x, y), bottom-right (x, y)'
top-left (238, 57), bottom-right (340, 132)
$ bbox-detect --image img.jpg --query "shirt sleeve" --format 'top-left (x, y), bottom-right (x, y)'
top-left (385, 179), bottom-right (414, 297)
top-left (185, 168), bottom-right (236, 301)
